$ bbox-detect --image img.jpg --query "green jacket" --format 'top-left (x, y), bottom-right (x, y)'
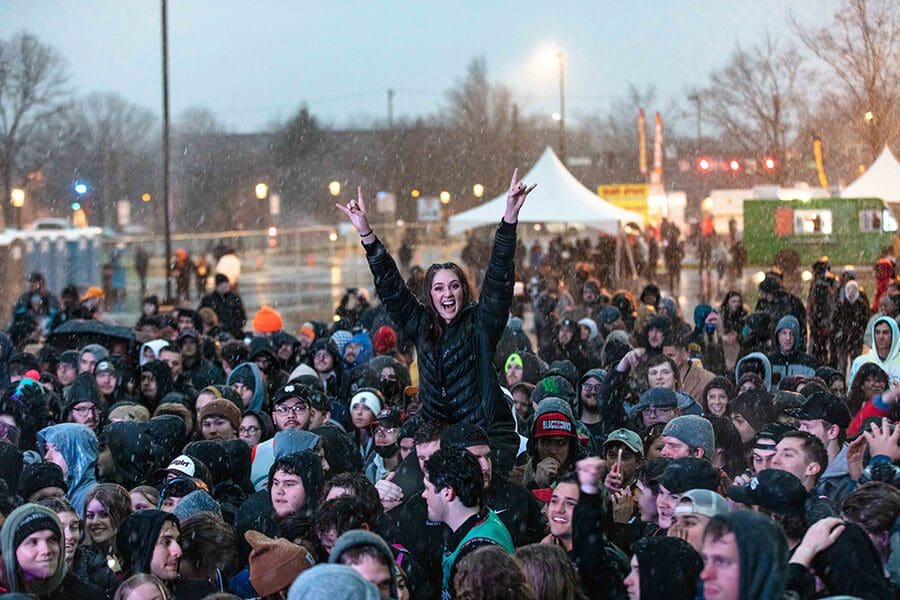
top-left (442, 508), bottom-right (514, 595)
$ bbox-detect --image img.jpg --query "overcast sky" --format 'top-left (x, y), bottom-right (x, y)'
top-left (1, 1), bottom-right (840, 132)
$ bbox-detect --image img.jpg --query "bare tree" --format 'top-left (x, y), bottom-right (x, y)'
top-left (794, 0), bottom-right (900, 161)
top-left (442, 57), bottom-right (521, 210)
top-left (580, 85), bottom-right (658, 182)
top-left (0, 32), bottom-right (71, 228)
top-left (62, 93), bottom-right (158, 229)
top-left (695, 36), bottom-right (805, 178)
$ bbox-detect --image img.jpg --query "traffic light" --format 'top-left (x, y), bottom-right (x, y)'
top-left (728, 159), bottom-right (741, 172)
top-left (697, 158), bottom-right (712, 173)
top-left (763, 156), bottom-right (777, 171)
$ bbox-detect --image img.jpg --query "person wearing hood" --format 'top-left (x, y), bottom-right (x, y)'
top-left (0, 503), bottom-right (103, 598)
top-left (77, 344), bottom-right (109, 375)
top-left (176, 329), bottom-right (223, 391)
top-left (365, 408), bottom-right (404, 485)
top-left (576, 368), bottom-right (610, 449)
top-left (62, 372), bottom-right (104, 432)
top-left (786, 517), bottom-right (896, 599)
top-left (756, 274), bottom-right (808, 350)
top-left (538, 318), bottom-right (590, 376)
top-left (493, 316), bottom-right (534, 371)
top-left (687, 304), bottom-right (726, 375)
top-left (342, 331), bottom-right (374, 372)
top-left (99, 420), bottom-right (153, 489)
top-left (38, 423), bottom-right (99, 517)
top-left (329, 529), bottom-right (398, 599)
top-left (238, 449), bottom-right (326, 559)
top-left (729, 388), bottom-right (775, 444)
top-left (849, 314), bottom-right (900, 388)
top-left (199, 273), bottom-right (246, 339)
top-left (369, 355), bottom-right (411, 409)
top-left (139, 339), bottom-right (170, 366)
top-left (767, 315), bottom-right (818, 387)
top-left (699, 510), bottom-right (788, 600)
top-left (138, 360), bottom-right (174, 412)
top-left (249, 336), bottom-right (289, 400)
top-left (226, 361), bottom-right (266, 412)
top-left (338, 177), bottom-right (535, 472)
top-left (835, 278), bottom-right (871, 377)
top-left (737, 311), bottom-right (773, 359)
top-left (577, 317), bottom-right (605, 367)
top-left (183, 440), bottom-right (247, 522)
top-left (657, 296), bottom-right (692, 340)
top-left (525, 398), bottom-right (584, 489)
top-left (271, 330), bottom-right (301, 370)
top-left (308, 338), bottom-right (345, 399)
top-left (623, 536), bottom-right (703, 600)
top-left (734, 351), bottom-right (773, 391)
top-left (116, 509), bottom-right (217, 598)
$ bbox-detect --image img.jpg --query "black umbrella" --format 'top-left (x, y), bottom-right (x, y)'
top-left (47, 319), bottom-right (135, 351)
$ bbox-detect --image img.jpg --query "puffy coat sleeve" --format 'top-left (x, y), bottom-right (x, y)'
top-left (364, 237), bottom-right (427, 339)
top-left (475, 220), bottom-right (517, 347)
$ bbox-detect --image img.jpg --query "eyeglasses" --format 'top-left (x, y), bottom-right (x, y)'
top-left (72, 405), bottom-right (100, 416)
top-left (643, 407), bottom-right (674, 417)
top-left (372, 426), bottom-right (397, 438)
top-left (239, 426), bottom-right (260, 435)
top-left (581, 383), bottom-right (601, 392)
top-left (202, 418), bottom-right (229, 428)
top-left (273, 404), bottom-right (309, 415)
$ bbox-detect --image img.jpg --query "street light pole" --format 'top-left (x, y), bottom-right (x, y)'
top-left (161, 0), bottom-right (174, 301)
top-left (557, 51), bottom-right (566, 165)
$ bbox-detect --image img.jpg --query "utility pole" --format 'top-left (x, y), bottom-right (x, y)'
top-left (688, 94), bottom-right (702, 140)
top-left (557, 51), bottom-right (566, 165)
top-left (161, 0), bottom-right (173, 301)
top-left (387, 89), bottom-right (394, 128)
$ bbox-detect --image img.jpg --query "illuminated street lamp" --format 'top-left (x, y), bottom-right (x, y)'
top-left (439, 191), bottom-right (451, 205)
top-left (473, 184), bottom-right (484, 198)
top-left (864, 111), bottom-right (875, 123)
top-left (539, 45), bottom-right (565, 163)
top-left (411, 189), bottom-right (420, 198)
top-left (10, 188), bottom-right (25, 229)
top-left (328, 181), bottom-right (341, 196)
top-left (255, 183), bottom-right (269, 200)
top-left (10, 188), bottom-right (25, 208)
top-left (142, 193), bottom-right (152, 202)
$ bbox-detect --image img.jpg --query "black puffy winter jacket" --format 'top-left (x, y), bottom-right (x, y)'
top-left (364, 220), bottom-right (517, 441)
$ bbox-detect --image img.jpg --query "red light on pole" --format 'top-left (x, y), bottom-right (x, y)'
top-left (729, 159), bottom-right (741, 172)
top-left (763, 156), bottom-right (777, 171)
top-left (697, 158), bottom-right (711, 172)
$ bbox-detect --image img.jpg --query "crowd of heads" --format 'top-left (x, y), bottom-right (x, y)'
top-left (0, 246), bottom-right (897, 599)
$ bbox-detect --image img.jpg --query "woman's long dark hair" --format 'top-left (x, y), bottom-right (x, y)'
top-left (423, 262), bottom-right (473, 343)
top-left (720, 290), bottom-right (747, 335)
top-left (846, 362), bottom-right (889, 416)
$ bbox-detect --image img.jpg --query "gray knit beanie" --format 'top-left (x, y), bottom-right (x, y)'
top-left (328, 530), bottom-right (397, 598)
top-left (662, 415), bottom-right (716, 459)
top-left (171, 490), bottom-right (222, 522)
top-left (289, 563), bottom-right (380, 600)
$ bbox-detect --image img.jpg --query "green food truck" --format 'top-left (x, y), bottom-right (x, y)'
top-left (743, 197), bottom-right (897, 265)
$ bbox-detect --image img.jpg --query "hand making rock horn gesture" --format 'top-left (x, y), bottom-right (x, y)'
top-left (504, 168), bottom-right (537, 224)
top-left (335, 186), bottom-right (373, 238)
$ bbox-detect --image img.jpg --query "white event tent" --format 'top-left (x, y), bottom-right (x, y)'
top-left (841, 146), bottom-right (900, 203)
top-left (448, 147), bottom-right (643, 235)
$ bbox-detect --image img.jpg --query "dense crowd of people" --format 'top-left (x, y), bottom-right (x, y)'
top-left (0, 171), bottom-right (898, 599)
